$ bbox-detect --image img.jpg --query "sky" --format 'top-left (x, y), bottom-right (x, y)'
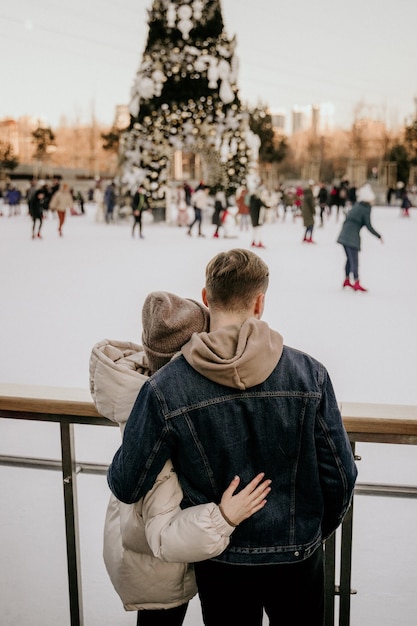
top-left (1, 0), bottom-right (416, 131)
top-left (0, 201), bottom-right (416, 625)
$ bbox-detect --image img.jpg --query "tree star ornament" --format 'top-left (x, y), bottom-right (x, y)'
top-left (177, 5), bottom-right (193, 39)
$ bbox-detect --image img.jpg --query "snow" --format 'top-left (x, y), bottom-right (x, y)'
top-left (0, 202), bottom-right (416, 625)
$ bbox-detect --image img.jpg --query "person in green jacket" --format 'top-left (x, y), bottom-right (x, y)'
top-left (301, 180), bottom-right (316, 243)
top-left (337, 183), bottom-right (383, 292)
top-left (131, 185), bottom-right (149, 239)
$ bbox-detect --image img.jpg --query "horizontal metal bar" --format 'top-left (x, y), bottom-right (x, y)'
top-left (354, 482), bottom-right (417, 498)
top-left (1, 454), bottom-right (416, 498)
top-left (0, 455), bottom-right (108, 475)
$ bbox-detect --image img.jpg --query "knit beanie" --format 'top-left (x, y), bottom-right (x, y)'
top-left (357, 183), bottom-right (375, 204)
top-left (142, 291), bottom-right (209, 373)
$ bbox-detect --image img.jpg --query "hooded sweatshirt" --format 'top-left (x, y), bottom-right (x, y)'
top-left (182, 318), bottom-right (283, 389)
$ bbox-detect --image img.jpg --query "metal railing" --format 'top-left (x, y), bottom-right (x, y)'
top-left (1, 384), bottom-right (417, 626)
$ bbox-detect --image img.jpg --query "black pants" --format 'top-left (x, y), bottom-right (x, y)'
top-left (136, 602), bottom-right (188, 626)
top-left (132, 212), bottom-right (143, 236)
top-left (249, 206), bottom-right (261, 227)
top-left (343, 245), bottom-right (359, 280)
top-left (31, 216), bottom-right (43, 235)
top-left (188, 207), bottom-right (202, 233)
top-left (195, 545), bottom-right (324, 626)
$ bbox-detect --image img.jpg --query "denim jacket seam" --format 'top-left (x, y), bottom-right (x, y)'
top-left (289, 396), bottom-right (308, 544)
top-left (129, 429), bottom-right (169, 502)
top-left (316, 411), bottom-right (349, 505)
top-left (181, 414), bottom-right (218, 493)
top-left (158, 390), bottom-right (322, 420)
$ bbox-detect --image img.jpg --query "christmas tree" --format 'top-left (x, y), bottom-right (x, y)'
top-left (119, 0), bottom-right (260, 201)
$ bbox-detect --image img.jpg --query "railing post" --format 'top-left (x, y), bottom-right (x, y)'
top-left (60, 421), bottom-right (84, 626)
top-left (339, 499), bottom-right (354, 626)
top-left (324, 532), bottom-right (336, 625)
top-left (338, 441), bottom-right (356, 626)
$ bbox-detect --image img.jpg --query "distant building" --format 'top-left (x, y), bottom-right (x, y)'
top-left (292, 105), bottom-right (311, 133)
top-left (0, 116), bottom-right (37, 163)
top-left (270, 110), bottom-right (286, 133)
top-left (291, 103), bottom-right (335, 135)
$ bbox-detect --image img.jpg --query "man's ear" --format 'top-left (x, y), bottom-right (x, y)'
top-left (202, 287), bottom-right (208, 307)
top-left (254, 293), bottom-right (265, 318)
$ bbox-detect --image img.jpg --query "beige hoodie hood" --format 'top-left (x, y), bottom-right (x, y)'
top-left (181, 318), bottom-right (283, 390)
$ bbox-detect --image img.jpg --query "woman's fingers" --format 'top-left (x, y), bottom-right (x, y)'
top-left (219, 473), bottom-right (272, 526)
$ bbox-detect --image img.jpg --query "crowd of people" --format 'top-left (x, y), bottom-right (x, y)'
top-left (165, 177), bottom-right (388, 257)
top-left (0, 178), bottom-right (87, 238)
top-left (2, 175), bottom-right (411, 292)
top-left (125, 176), bottom-right (389, 292)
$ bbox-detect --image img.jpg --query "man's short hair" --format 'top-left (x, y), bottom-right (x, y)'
top-left (205, 248), bottom-right (269, 309)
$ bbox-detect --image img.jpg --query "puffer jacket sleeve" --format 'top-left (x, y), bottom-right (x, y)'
top-left (89, 339), bottom-right (149, 428)
top-left (143, 461), bottom-right (235, 563)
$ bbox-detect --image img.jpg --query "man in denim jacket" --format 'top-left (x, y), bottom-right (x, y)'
top-left (108, 248), bottom-right (357, 625)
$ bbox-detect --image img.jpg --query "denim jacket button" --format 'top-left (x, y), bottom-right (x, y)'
top-left (294, 551), bottom-right (300, 557)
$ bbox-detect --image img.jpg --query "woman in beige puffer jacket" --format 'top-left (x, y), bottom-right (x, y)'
top-left (89, 293), bottom-right (270, 624)
top-left (49, 182), bottom-right (73, 236)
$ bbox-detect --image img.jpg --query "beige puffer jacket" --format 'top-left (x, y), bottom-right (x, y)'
top-left (89, 339), bottom-right (234, 611)
top-left (49, 189), bottom-right (73, 211)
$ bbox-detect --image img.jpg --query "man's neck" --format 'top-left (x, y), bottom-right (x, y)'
top-left (209, 310), bottom-right (254, 332)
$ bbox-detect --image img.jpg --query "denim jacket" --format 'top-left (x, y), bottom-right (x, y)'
top-left (108, 318), bottom-right (357, 565)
